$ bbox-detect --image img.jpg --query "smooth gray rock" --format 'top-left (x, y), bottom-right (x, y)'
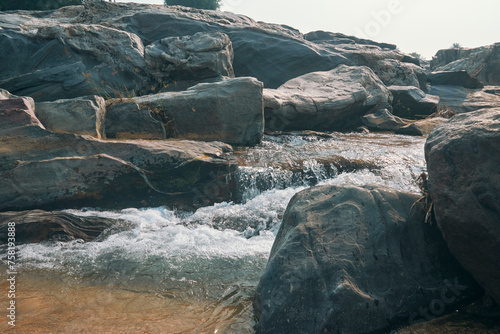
top-left (0, 90), bottom-right (237, 211)
top-left (430, 43), bottom-right (500, 86)
top-left (428, 70), bottom-right (484, 89)
top-left (35, 95), bottom-right (106, 138)
top-left (307, 33), bottom-right (427, 89)
top-left (389, 85), bottom-right (439, 119)
top-left (105, 102), bottom-right (166, 140)
top-left (254, 185), bottom-right (482, 334)
top-left (361, 108), bottom-right (411, 131)
top-left (0, 3), bottom-right (427, 99)
top-left (429, 85), bottom-right (500, 114)
top-left (132, 77), bottom-right (264, 146)
top-left (0, 20), bottom-right (150, 101)
top-left (145, 31), bottom-right (234, 82)
top-left (425, 108), bottom-right (500, 304)
top-left (395, 117), bottom-right (448, 136)
top-left (264, 65), bottom-right (391, 132)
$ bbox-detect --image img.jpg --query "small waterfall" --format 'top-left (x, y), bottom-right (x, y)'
top-left (6, 132), bottom-right (427, 333)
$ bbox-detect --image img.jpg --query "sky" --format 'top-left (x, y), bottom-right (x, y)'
top-left (116, 0), bottom-right (500, 59)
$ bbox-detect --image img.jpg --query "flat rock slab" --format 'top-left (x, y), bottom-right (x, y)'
top-left (254, 185), bottom-right (482, 334)
top-left (0, 91), bottom-right (237, 211)
top-left (132, 77), bottom-right (264, 146)
top-left (425, 108), bottom-right (500, 304)
top-left (430, 85), bottom-right (500, 114)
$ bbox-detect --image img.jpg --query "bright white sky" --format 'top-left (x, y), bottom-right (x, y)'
top-left (117, 0), bottom-right (499, 60)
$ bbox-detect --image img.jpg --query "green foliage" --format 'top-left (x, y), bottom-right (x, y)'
top-left (409, 52), bottom-right (425, 61)
top-left (165, 0), bottom-right (221, 10)
top-left (452, 42), bottom-right (462, 49)
top-left (0, 0), bottom-right (81, 11)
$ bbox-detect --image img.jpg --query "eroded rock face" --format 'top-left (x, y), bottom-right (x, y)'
top-left (264, 65), bottom-right (391, 132)
top-left (0, 3), bottom-right (428, 100)
top-left (0, 21), bottom-right (149, 101)
top-left (0, 91), bottom-right (237, 211)
top-left (254, 185), bottom-right (482, 334)
top-left (430, 43), bottom-right (500, 86)
top-left (35, 95), bottom-right (106, 138)
top-left (425, 108), bottom-right (500, 304)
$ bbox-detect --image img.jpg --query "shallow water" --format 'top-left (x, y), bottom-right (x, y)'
top-left (1, 132), bottom-right (426, 333)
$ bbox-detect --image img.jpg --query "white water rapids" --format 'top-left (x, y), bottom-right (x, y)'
top-left (2, 132), bottom-right (426, 333)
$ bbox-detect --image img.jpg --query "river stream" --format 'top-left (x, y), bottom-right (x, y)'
top-left (0, 132), bottom-right (426, 333)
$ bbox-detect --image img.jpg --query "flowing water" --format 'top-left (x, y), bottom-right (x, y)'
top-left (0, 132), bottom-right (426, 333)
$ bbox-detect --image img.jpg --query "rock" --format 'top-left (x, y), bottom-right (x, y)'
top-left (361, 108), bottom-right (411, 131)
top-left (254, 185), bottom-right (482, 334)
top-left (0, 20), bottom-right (150, 101)
top-left (35, 95), bottom-right (106, 138)
top-left (145, 31), bottom-right (234, 82)
top-left (430, 43), bottom-right (500, 86)
top-left (389, 85), bottom-right (439, 119)
top-left (105, 101), bottom-right (166, 140)
top-left (304, 31), bottom-right (398, 50)
top-left (115, 7), bottom-right (351, 89)
top-left (371, 59), bottom-right (427, 89)
top-left (395, 117), bottom-right (448, 136)
top-left (425, 108), bottom-right (500, 304)
top-left (264, 65), bottom-right (392, 132)
top-left (132, 77), bottom-right (264, 146)
top-left (428, 70), bottom-right (484, 89)
top-left (306, 32), bottom-right (427, 89)
top-left (0, 91), bottom-right (237, 211)
top-left (0, 210), bottom-right (127, 244)
top-left (429, 85), bottom-right (500, 114)
top-left (398, 308), bottom-right (500, 334)
top-left (0, 3), bottom-right (427, 99)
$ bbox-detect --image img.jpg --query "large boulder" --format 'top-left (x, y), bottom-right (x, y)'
top-left (429, 85), bottom-right (500, 114)
top-left (132, 77), bottom-right (264, 146)
top-left (0, 91), bottom-right (237, 211)
top-left (264, 65), bottom-right (391, 132)
top-left (0, 19), bottom-right (150, 101)
top-left (389, 85), bottom-right (439, 119)
top-left (425, 108), bottom-right (500, 304)
top-left (430, 43), bottom-right (500, 86)
top-left (254, 185), bottom-right (482, 334)
top-left (35, 95), bottom-right (106, 138)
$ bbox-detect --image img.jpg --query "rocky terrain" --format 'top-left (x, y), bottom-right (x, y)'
top-left (0, 2), bottom-right (499, 333)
